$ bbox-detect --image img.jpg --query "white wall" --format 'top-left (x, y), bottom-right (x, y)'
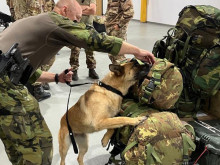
top-left (147, 0), bottom-right (220, 25)
top-left (0, 1), bottom-right (10, 15)
top-left (103, 0), bottom-right (220, 25)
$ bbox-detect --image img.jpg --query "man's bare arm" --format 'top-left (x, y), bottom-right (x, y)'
top-left (119, 41), bottom-right (155, 64)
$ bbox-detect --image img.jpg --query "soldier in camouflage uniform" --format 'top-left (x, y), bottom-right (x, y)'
top-left (34, 1), bottom-right (56, 96)
top-left (34, 0), bottom-right (56, 100)
top-left (105, 0), bottom-right (134, 64)
top-left (0, 76), bottom-right (53, 165)
top-left (6, 0), bottom-right (56, 101)
top-left (70, 0), bottom-right (99, 81)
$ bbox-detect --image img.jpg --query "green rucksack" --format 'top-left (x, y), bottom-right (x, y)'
top-left (152, 5), bottom-right (220, 117)
top-left (130, 58), bottom-right (183, 110)
top-left (106, 99), bottom-right (196, 165)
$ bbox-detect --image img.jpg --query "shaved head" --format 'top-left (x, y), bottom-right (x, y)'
top-left (56, 0), bottom-right (74, 8)
top-left (54, 0), bottom-right (82, 21)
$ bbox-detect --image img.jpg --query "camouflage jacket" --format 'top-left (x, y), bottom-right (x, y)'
top-left (7, 0), bottom-right (55, 20)
top-left (0, 12), bottom-right (123, 74)
top-left (105, 0), bottom-right (134, 29)
top-left (43, 0), bottom-right (55, 12)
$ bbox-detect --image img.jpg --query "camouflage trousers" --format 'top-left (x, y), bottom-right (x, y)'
top-left (106, 25), bottom-right (128, 64)
top-left (0, 76), bottom-right (53, 165)
top-left (69, 46), bottom-right (96, 71)
top-left (33, 56), bottom-right (56, 86)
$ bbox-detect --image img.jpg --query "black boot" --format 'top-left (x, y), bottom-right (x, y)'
top-left (42, 83), bottom-right (50, 90)
top-left (89, 69), bottom-right (99, 79)
top-left (72, 70), bottom-right (79, 81)
top-left (33, 85), bottom-right (51, 102)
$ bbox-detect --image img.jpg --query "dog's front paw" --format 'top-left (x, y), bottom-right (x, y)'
top-left (101, 136), bottom-right (109, 147)
top-left (133, 116), bottom-right (147, 125)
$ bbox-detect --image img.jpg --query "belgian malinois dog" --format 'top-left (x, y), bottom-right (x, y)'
top-left (58, 60), bottom-right (149, 165)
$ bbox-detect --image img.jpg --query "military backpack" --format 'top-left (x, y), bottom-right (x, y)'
top-left (130, 58), bottom-right (183, 110)
top-left (106, 99), bottom-right (196, 165)
top-left (152, 5), bottom-right (220, 117)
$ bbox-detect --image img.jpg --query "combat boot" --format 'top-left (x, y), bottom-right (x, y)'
top-left (42, 83), bottom-right (50, 90)
top-left (72, 70), bottom-right (79, 81)
top-left (33, 85), bottom-right (51, 102)
top-left (89, 69), bottom-right (99, 79)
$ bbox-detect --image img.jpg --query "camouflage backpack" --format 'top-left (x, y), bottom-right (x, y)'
top-left (131, 58), bottom-right (183, 110)
top-left (152, 5), bottom-right (220, 117)
top-left (106, 99), bottom-right (196, 165)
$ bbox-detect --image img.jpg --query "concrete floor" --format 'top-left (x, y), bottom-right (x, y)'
top-left (0, 20), bottom-right (172, 165)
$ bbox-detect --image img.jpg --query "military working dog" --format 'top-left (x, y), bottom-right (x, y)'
top-left (58, 60), bottom-right (149, 165)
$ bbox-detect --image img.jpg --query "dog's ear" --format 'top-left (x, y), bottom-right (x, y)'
top-left (109, 64), bottom-right (124, 76)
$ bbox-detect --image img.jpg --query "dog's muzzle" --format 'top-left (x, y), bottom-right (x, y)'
top-left (138, 65), bottom-right (151, 79)
top-left (131, 58), bottom-right (152, 80)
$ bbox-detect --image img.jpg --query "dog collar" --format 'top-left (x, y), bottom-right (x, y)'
top-left (97, 81), bottom-right (124, 98)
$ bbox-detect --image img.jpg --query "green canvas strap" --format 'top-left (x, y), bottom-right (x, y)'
top-left (174, 45), bottom-right (179, 65)
top-left (146, 143), bottom-right (162, 165)
top-left (121, 141), bottom-right (137, 157)
top-left (184, 124), bottom-right (195, 137)
top-left (165, 44), bottom-right (177, 63)
top-left (152, 72), bottom-right (161, 86)
top-left (122, 103), bottom-right (139, 116)
top-left (141, 71), bottom-right (161, 103)
top-left (181, 132), bottom-right (196, 163)
top-left (122, 102), bottom-right (145, 117)
top-left (180, 35), bottom-right (191, 63)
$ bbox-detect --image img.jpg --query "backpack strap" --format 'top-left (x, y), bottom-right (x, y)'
top-left (146, 143), bottom-right (162, 165)
top-left (180, 35), bottom-right (191, 64)
top-left (122, 102), bottom-right (144, 117)
top-left (165, 42), bottom-right (179, 65)
top-left (210, 79), bottom-right (220, 96)
top-left (181, 133), bottom-right (196, 163)
top-left (181, 124), bottom-right (196, 163)
top-left (121, 141), bottom-right (138, 157)
top-left (141, 72), bottom-right (161, 103)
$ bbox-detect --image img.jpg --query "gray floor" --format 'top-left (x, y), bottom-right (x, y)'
top-left (0, 20), bottom-right (172, 165)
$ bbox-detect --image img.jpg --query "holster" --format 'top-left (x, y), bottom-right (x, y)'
top-left (0, 43), bottom-right (33, 85)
